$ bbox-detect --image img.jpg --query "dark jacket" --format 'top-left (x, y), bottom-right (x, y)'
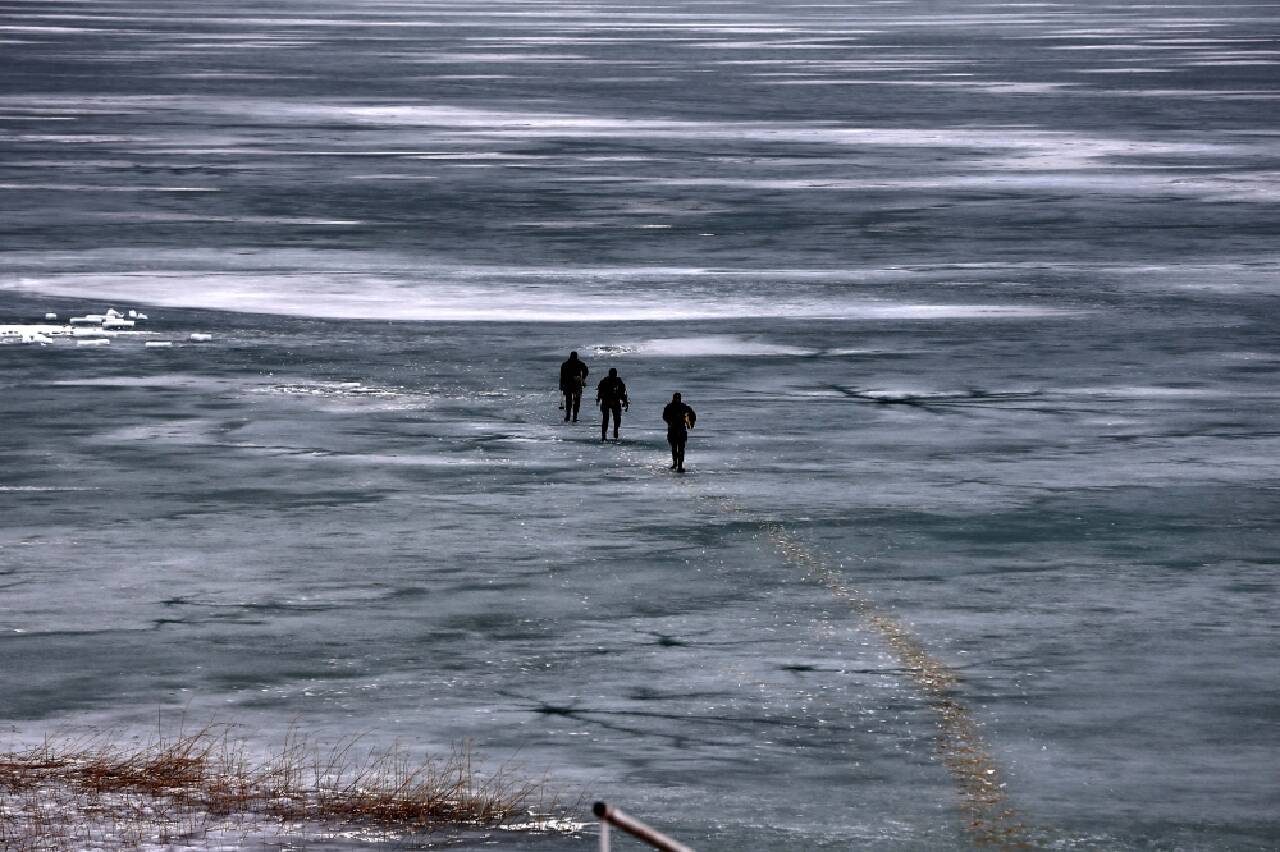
top-left (560, 358), bottom-right (589, 391)
top-left (597, 375), bottom-right (629, 406)
top-left (663, 401), bottom-right (696, 434)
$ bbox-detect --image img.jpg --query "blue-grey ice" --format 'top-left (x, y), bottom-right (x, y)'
top-left (1, 0), bottom-right (1278, 849)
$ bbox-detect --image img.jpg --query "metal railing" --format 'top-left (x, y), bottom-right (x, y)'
top-left (594, 801), bottom-right (696, 852)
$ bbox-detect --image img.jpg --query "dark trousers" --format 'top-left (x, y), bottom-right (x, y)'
top-left (563, 387), bottom-right (582, 420)
top-left (601, 402), bottom-right (622, 438)
top-left (668, 430), bottom-right (687, 470)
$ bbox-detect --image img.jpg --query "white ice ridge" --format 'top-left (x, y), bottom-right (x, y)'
top-left (1, 306), bottom-right (178, 347)
top-left (0, 323), bottom-right (64, 344)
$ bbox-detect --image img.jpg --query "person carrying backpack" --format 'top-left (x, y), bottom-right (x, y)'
top-left (559, 351), bottom-right (589, 421)
top-left (662, 392), bottom-right (696, 471)
top-left (596, 368), bottom-right (629, 442)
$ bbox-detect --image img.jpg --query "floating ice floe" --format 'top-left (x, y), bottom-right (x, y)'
top-left (144, 341), bottom-right (173, 348)
top-left (76, 338), bottom-right (110, 346)
top-left (189, 333), bottom-right (213, 342)
top-left (44, 312), bottom-right (57, 320)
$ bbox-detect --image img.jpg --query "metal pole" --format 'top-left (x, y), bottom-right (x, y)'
top-left (593, 802), bottom-right (696, 852)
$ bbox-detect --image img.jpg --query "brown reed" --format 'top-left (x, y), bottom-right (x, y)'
top-left (0, 726), bottom-right (563, 851)
top-left (762, 522), bottom-right (1037, 849)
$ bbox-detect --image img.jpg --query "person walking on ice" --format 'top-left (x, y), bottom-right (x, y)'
top-left (596, 367), bottom-right (629, 442)
top-left (662, 392), bottom-right (696, 471)
top-left (559, 351), bottom-right (589, 422)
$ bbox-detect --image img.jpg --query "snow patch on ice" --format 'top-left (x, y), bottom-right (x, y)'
top-left (8, 268), bottom-right (1078, 322)
top-left (593, 336), bottom-right (817, 357)
top-left (254, 381), bottom-right (408, 399)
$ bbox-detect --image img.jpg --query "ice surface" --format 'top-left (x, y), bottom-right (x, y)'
top-left (2, 0), bottom-right (1279, 850)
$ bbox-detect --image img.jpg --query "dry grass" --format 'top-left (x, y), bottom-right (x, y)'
top-left (0, 726), bottom-right (566, 850)
top-left (762, 522), bottom-right (1038, 850)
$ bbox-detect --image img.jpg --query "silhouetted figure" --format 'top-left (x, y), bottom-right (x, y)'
top-left (662, 392), bottom-right (696, 471)
top-left (596, 367), bottom-right (629, 441)
top-left (559, 351), bottom-right (589, 422)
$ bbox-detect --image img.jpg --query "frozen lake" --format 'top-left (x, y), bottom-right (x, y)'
top-left (2, 0), bottom-right (1279, 849)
